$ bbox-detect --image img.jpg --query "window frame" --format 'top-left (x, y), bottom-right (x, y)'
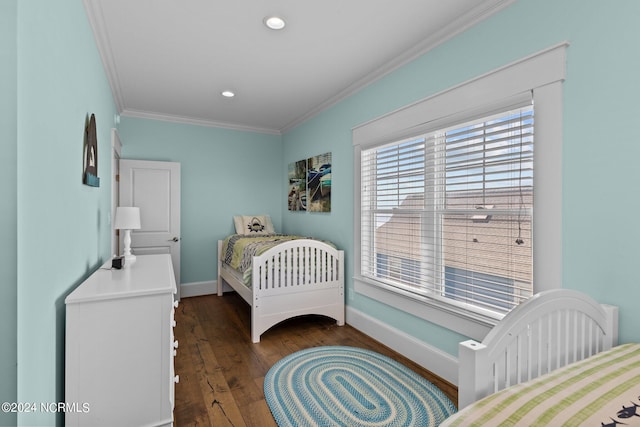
top-left (352, 43), bottom-right (566, 341)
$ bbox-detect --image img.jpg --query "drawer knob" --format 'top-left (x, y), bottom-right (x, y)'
top-left (174, 375), bottom-right (180, 384)
top-left (173, 300), bottom-right (179, 308)
top-left (173, 340), bottom-right (179, 349)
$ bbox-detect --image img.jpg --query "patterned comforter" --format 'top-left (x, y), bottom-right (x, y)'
top-left (221, 234), bottom-right (315, 287)
top-left (442, 343), bottom-right (640, 426)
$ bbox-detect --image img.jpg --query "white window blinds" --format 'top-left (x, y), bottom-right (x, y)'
top-left (360, 105), bottom-right (534, 316)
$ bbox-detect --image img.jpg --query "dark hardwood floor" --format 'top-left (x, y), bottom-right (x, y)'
top-left (173, 293), bottom-right (458, 426)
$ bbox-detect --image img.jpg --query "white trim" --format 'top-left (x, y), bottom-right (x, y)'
top-left (110, 128), bottom-right (122, 257)
top-left (353, 43), bottom-right (567, 341)
top-left (346, 305), bottom-right (459, 385)
top-left (180, 280), bottom-right (217, 298)
top-left (353, 42), bottom-right (568, 147)
top-left (111, 128), bottom-right (122, 156)
top-left (120, 109), bottom-right (282, 136)
top-left (82, 0), bottom-right (125, 111)
top-left (531, 81), bottom-right (563, 292)
top-left (354, 276), bottom-right (493, 341)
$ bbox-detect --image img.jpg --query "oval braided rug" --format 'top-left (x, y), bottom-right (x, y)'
top-left (264, 346), bottom-right (457, 427)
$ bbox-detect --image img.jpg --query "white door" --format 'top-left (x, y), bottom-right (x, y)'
top-left (119, 159), bottom-right (181, 299)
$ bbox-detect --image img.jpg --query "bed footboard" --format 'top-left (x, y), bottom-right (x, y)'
top-left (217, 238), bottom-right (345, 343)
top-left (458, 289), bottom-right (618, 409)
top-left (250, 239), bottom-right (344, 343)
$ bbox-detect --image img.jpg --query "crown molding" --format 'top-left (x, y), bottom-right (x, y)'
top-left (280, 0), bottom-right (516, 134)
top-left (84, 0), bottom-right (514, 136)
top-left (82, 0), bottom-right (125, 112)
top-left (121, 109), bottom-right (282, 136)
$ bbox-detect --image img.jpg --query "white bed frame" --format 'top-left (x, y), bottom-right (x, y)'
top-left (457, 289), bottom-right (619, 409)
top-left (217, 239), bottom-right (345, 343)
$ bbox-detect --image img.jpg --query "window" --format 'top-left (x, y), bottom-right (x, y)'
top-left (361, 106), bottom-right (534, 317)
top-left (353, 43), bottom-right (566, 338)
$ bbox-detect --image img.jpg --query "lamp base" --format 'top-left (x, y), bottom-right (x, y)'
top-left (121, 229), bottom-right (136, 266)
top-left (123, 254), bottom-right (137, 265)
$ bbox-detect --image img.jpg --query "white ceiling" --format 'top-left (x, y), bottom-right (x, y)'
top-left (84, 0), bottom-right (512, 134)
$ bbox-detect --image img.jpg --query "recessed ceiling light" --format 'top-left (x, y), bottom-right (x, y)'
top-left (264, 16), bottom-right (286, 30)
top-left (221, 90), bottom-right (235, 98)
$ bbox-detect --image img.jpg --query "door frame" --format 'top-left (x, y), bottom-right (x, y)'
top-left (119, 159), bottom-right (181, 299)
top-left (110, 128), bottom-right (122, 257)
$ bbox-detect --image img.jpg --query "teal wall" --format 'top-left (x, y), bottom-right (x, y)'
top-left (118, 118), bottom-right (283, 284)
top-left (283, 0), bottom-right (640, 354)
top-left (4, 1), bottom-right (640, 425)
top-left (1, 1), bottom-right (18, 426)
top-left (15, 0), bottom-right (117, 425)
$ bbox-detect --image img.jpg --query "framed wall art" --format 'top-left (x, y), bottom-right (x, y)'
top-left (288, 152), bottom-right (332, 213)
top-left (83, 113), bottom-right (100, 187)
top-left (307, 152), bottom-right (331, 212)
top-left (288, 159), bottom-right (307, 211)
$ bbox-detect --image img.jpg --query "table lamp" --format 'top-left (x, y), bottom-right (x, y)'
top-left (114, 206), bottom-right (141, 264)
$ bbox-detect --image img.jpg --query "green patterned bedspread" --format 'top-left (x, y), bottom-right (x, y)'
top-left (221, 234), bottom-right (314, 287)
top-left (442, 343), bottom-right (640, 426)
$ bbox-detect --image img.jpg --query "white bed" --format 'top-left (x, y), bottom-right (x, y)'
top-left (456, 289), bottom-right (619, 409)
top-left (217, 236), bottom-right (345, 343)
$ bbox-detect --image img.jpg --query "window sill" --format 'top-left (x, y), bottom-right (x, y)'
top-left (354, 275), bottom-right (499, 341)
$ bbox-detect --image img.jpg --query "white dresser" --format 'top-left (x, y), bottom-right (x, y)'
top-left (65, 254), bottom-right (178, 426)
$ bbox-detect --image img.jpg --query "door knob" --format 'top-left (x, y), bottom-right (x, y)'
top-left (169, 237), bottom-right (180, 242)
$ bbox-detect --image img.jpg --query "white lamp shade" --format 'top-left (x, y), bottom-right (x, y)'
top-left (114, 207), bottom-right (141, 230)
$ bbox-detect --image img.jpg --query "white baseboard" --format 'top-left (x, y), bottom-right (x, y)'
top-left (181, 279), bottom-right (235, 298)
top-left (180, 280), bottom-right (217, 298)
top-left (346, 305), bottom-right (459, 386)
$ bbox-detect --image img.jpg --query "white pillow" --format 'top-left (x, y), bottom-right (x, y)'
top-left (233, 215), bottom-right (275, 235)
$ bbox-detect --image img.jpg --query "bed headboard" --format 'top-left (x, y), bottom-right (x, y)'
top-left (457, 289), bottom-right (619, 409)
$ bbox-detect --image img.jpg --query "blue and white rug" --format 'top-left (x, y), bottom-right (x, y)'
top-left (264, 346), bottom-right (457, 427)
